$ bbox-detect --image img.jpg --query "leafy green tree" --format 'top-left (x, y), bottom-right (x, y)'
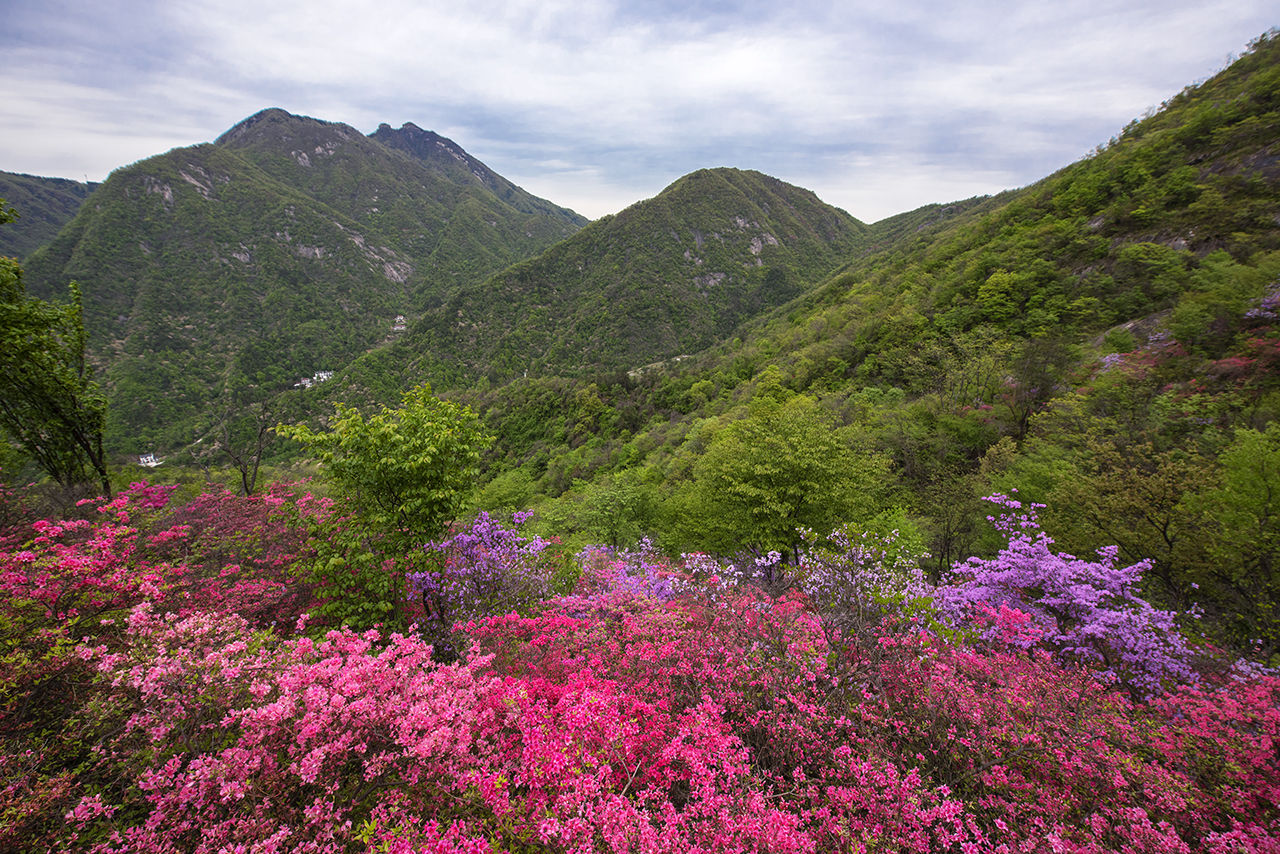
top-left (279, 385), bottom-right (491, 630)
top-left (1192, 424), bottom-right (1280, 657)
top-left (0, 201), bottom-right (110, 496)
top-left (1018, 436), bottom-right (1216, 615)
top-left (535, 467), bottom-right (660, 550)
top-left (678, 394), bottom-right (889, 560)
top-left (473, 467), bottom-right (537, 515)
top-left (282, 384), bottom-right (491, 543)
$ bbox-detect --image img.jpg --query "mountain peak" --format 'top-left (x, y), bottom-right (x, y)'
top-left (213, 108), bottom-right (294, 144)
top-left (214, 108), bottom-right (361, 149)
top-left (369, 122), bottom-right (480, 174)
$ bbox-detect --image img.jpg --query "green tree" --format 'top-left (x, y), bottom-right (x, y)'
top-left (536, 467), bottom-right (659, 550)
top-left (0, 201), bottom-right (110, 496)
top-left (282, 384), bottom-right (491, 543)
top-left (1019, 436), bottom-right (1215, 615)
top-left (1192, 424), bottom-right (1280, 657)
top-left (279, 385), bottom-right (491, 630)
top-left (678, 394), bottom-right (889, 560)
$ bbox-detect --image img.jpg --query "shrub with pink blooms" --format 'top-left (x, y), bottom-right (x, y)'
top-left (0, 478), bottom-right (1277, 852)
top-left (68, 606), bottom-right (500, 854)
top-left (0, 482), bottom-right (319, 849)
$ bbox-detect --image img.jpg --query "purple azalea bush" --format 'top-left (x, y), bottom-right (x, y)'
top-left (940, 493), bottom-right (1198, 695)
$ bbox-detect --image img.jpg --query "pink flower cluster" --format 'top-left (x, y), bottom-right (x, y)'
top-left (0, 483), bottom-right (1276, 851)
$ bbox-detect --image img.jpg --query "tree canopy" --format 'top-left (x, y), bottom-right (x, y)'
top-left (0, 200), bottom-right (110, 496)
top-left (679, 391), bottom-right (888, 559)
top-left (281, 384), bottom-right (491, 543)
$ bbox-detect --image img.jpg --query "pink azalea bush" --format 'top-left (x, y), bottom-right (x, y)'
top-left (0, 480), bottom-right (1277, 851)
top-left (69, 606), bottom-right (499, 853)
top-left (0, 483), bottom-right (320, 849)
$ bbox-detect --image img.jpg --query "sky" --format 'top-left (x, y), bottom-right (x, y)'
top-left (1, 1), bottom-right (1275, 223)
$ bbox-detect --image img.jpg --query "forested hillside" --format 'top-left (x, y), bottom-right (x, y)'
top-left (397, 167), bottom-right (869, 385)
top-left (453, 30), bottom-right (1280, 658)
top-left (19, 109), bottom-right (585, 453)
top-left (2, 31), bottom-right (1280, 854)
top-left (0, 171), bottom-right (96, 260)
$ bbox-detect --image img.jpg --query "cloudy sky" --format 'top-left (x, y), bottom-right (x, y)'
top-left (2, 1), bottom-right (1275, 222)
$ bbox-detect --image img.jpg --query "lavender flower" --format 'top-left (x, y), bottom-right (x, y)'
top-left (940, 494), bottom-right (1198, 696)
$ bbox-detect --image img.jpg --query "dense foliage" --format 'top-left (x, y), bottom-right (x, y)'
top-left (398, 167), bottom-right (869, 386)
top-left (0, 479), bottom-right (1276, 852)
top-left (434, 31), bottom-right (1280, 660)
top-left (6, 29), bottom-right (1280, 853)
top-left (19, 109), bottom-right (583, 453)
top-left (0, 207), bottom-right (109, 496)
top-left (0, 172), bottom-right (96, 261)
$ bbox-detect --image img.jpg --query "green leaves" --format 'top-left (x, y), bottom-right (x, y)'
top-left (281, 385), bottom-right (492, 630)
top-left (678, 394), bottom-right (890, 558)
top-left (0, 229), bottom-right (110, 495)
top-left (284, 385), bottom-right (492, 543)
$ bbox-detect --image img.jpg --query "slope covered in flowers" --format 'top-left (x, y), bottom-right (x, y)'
top-left (0, 482), bottom-right (1277, 853)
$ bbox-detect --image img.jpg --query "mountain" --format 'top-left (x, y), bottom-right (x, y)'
top-left (214, 110), bottom-right (586, 299)
top-left (19, 109), bottom-right (586, 451)
top-left (446, 32), bottom-right (1280, 653)
top-left (370, 121), bottom-right (577, 221)
top-left (0, 171), bottom-right (98, 260)
top-left (396, 167), bottom-right (868, 387)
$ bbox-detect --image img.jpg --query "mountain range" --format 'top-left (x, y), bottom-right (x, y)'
top-left (17, 109), bottom-right (586, 449)
top-left (12, 108), bottom-right (875, 451)
top-left (3, 33), bottom-right (1279, 502)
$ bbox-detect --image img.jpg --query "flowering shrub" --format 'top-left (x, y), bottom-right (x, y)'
top-left (1, 479), bottom-right (1277, 851)
top-left (561, 537), bottom-right (678, 612)
top-left (147, 483), bottom-right (321, 625)
top-left (0, 482), bottom-right (319, 848)
top-left (70, 606), bottom-right (499, 854)
top-left (942, 493), bottom-right (1198, 696)
top-left (789, 524), bottom-right (942, 692)
top-left (444, 575), bottom-right (1280, 851)
top-left (408, 511), bottom-right (554, 654)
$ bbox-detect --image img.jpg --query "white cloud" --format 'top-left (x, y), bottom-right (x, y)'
top-left (0, 0), bottom-right (1275, 220)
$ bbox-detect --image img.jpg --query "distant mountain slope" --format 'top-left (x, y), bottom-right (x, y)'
top-left (216, 109), bottom-right (586, 298)
top-left (20, 109), bottom-right (586, 452)
top-left (785, 28), bottom-right (1280, 364)
top-left (370, 121), bottom-right (577, 220)
top-left (444, 31), bottom-right (1280, 569)
top-left (0, 171), bottom-right (97, 260)
top-left (402, 167), bottom-right (869, 385)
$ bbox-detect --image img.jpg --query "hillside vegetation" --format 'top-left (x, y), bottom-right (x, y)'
top-left (19, 109), bottom-right (585, 453)
top-left (442, 30), bottom-right (1280, 659)
top-left (3, 31), bottom-right (1280, 854)
top-left (398, 167), bottom-right (870, 386)
top-left (0, 171), bottom-right (97, 260)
